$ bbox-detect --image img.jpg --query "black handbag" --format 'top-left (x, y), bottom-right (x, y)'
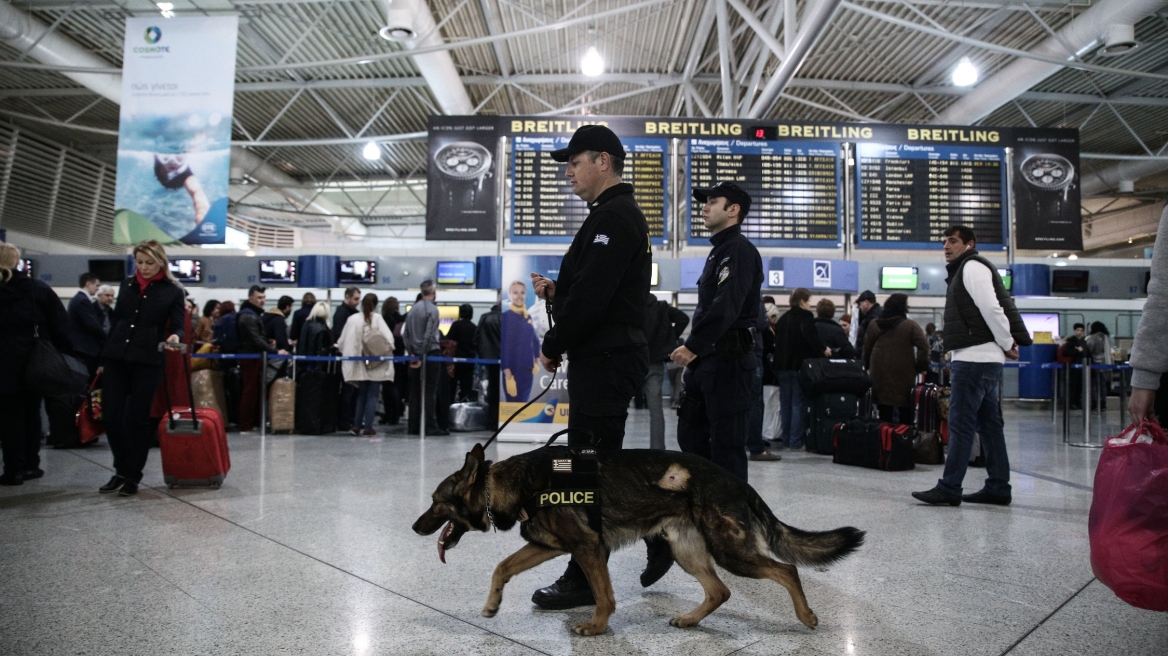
top-left (799, 358), bottom-right (873, 396)
top-left (26, 326), bottom-right (89, 397)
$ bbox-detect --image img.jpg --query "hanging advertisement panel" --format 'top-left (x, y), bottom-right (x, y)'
top-left (1012, 128), bottom-right (1083, 251)
top-left (113, 17), bottom-right (238, 245)
top-left (426, 116), bottom-right (498, 241)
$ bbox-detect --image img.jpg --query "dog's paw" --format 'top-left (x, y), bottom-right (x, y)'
top-left (669, 613), bottom-right (701, 628)
top-left (798, 610), bottom-right (818, 630)
top-left (481, 605), bottom-right (498, 618)
top-left (572, 621), bottom-right (608, 636)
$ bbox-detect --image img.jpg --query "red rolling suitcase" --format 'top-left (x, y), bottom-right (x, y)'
top-left (157, 344), bottom-right (230, 489)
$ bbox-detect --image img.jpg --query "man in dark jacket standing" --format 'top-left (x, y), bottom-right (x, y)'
top-left (642, 295), bottom-right (689, 450)
top-left (237, 286), bottom-right (286, 432)
top-left (474, 303), bottom-right (502, 424)
top-left (774, 288), bottom-right (831, 450)
top-left (814, 299), bottom-right (855, 359)
top-left (854, 289), bottom-right (881, 358)
top-left (289, 292), bottom-right (315, 346)
top-left (262, 295), bottom-right (294, 352)
top-left (529, 124), bottom-right (652, 610)
top-left (446, 304), bottom-right (477, 402)
top-left (913, 225), bottom-right (1031, 507)
top-left (67, 272), bottom-right (106, 378)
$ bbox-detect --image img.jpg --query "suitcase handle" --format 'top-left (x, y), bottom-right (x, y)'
top-left (159, 342), bottom-right (199, 432)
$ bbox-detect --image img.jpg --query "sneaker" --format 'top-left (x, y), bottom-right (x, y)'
top-left (749, 450), bottom-right (782, 461)
top-left (118, 481), bottom-right (139, 497)
top-left (349, 428), bottom-right (361, 436)
top-left (911, 486), bottom-right (962, 506)
top-left (362, 429), bottom-right (377, 436)
top-left (99, 475), bottom-right (125, 493)
top-left (21, 468), bottom-right (44, 480)
top-left (961, 489), bottom-right (1011, 506)
top-left (532, 564), bottom-right (595, 609)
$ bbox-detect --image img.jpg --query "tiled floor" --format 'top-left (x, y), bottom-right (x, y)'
top-left (2, 405), bottom-right (1165, 655)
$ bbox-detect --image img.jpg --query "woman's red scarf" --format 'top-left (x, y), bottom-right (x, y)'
top-left (135, 268), bottom-right (164, 292)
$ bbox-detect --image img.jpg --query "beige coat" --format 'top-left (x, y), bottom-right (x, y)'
top-left (338, 312), bottom-right (395, 383)
top-left (863, 317), bottom-right (929, 407)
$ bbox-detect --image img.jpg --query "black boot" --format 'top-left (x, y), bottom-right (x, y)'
top-left (640, 535), bottom-right (674, 587)
top-left (531, 559), bottom-right (595, 610)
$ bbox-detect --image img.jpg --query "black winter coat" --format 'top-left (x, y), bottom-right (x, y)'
top-left (237, 302), bottom-right (275, 354)
top-left (773, 306), bottom-right (827, 371)
top-left (814, 317), bottom-right (856, 359)
top-left (0, 272), bottom-right (73, 395)
top-left (261, 310), bottom-right (291, 352)
top-left (447, 319), bottom-right (477, 358)
top-left (101, 276), bottom-right (185, 366)
top-left (474, 309), bottom-right (502, 360)
top-left (645, 298), bottom-right (690, 362)
top-left (67, 291), bottom-right (106, 357)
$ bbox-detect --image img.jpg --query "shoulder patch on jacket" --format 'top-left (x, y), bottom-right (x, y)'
top-left (593, 234), bottom-right (610, 245)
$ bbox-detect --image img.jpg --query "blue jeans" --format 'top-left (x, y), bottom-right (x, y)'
top-left (353, 380), bottom-right (381, 432)
top-left (938, 361), bottom-right (1011, 497)
top-left (778, 370), bottom-right (805, 449)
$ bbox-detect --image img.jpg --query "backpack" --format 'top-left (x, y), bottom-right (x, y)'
top-left (213, 313), bottom-right (240, 353)
top-left (361, 320), bottom-right (393, 372)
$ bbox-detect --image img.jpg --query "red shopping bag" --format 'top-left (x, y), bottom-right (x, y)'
top-left (1088, 419), bottom-right (1168, 611)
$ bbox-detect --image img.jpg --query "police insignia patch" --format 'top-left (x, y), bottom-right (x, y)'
top-left (717, 267), bottom-right (730, 284)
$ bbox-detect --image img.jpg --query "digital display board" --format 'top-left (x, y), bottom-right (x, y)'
top-left (880, 266), bottom-right (919, 290)
top-left (510, 136), bottom-right (668, 244)
top-left (686, 139), bottom-right (841, 247)
top-left (436, 261), bottom-right (476, 285)
top-left (997, 268), bottom-right (1013, 292)
top-left (856, 143), bottom-right (1005, 249)
top-left (16, 258), bottom-right (32, 277)
top-left (259, 259), bottom-right (297, 283)
top-left (337, 260), bottom-right (376, 285)
top-left (1051, 269), bottom-right (1089, 293)
top-left (168, 259), bottom-right (202, 283)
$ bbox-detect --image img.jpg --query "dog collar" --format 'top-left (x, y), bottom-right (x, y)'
top-left (483, 465), bottom-right (497, 532)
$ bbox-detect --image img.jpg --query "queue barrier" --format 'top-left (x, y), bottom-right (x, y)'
top-left (189, 352), bottom-right (502, 438)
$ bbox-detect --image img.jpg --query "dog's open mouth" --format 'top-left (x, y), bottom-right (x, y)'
top-left (438, 522), bottom-right (453, 563)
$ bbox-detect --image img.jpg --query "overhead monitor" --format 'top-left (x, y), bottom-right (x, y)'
top-left (259, 259), bottom-right (297, 284)
top-left (1051, 269), bottom-right (1089, 294)
top-left (338, 260), bottom-right (376, 285)
top-left (89, 259), bottom-right (125, 282)
top-left (997, 268), bottom-right (1013, 292)
top-left (436, 261), bottom-right (475, 285)
top-left (651, 262), bottom-right (659, 287)
top-left (16, 258), bottom-right (32, 278)
top-left (880, 266), bottom-right (919, 290)
top-left (1020, 312), bottom-right (1060, 340)
top-left (168, 259), bottom-right (202, 283)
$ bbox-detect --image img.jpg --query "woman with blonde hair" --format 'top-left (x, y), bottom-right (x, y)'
top-left (0, 243), bottom-right (73, 484)
top-left (98, 240), bottom-right (186, 496)
top-left (338, 293), bottom-right (394, 436)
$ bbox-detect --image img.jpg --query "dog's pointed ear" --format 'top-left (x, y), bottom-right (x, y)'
top-left (458, 447), bottom-right (482, 487)
top-left (471, 443), bottom-right (485, 462)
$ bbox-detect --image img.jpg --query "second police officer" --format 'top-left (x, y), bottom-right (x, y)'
top-left (671, 182), bottom-right (765, 482)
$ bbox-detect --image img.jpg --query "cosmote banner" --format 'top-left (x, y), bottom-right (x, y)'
top-left (113, 16), bottom-right (238, 245)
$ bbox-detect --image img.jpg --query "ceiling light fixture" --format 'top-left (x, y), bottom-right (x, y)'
top-left (362, 141), bottom-right (381, 160)
top-left (1068, 254), bottom-right (1079, 260)
top-left (581, 47), bottom-right (604, 77)
top-left (155, 2), bottom-right (174, 17)
top-left (951, 57), bottom-right (978, 87)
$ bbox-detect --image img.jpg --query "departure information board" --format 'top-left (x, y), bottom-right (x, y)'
top-left (686, 139), bottom-right (841, 247)
top-left (510, 136), bottom-right (668, 244)
top-left (856, 143), bottom-right (1006, 249)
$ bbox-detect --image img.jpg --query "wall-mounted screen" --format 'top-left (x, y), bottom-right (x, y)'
top-left (89, 259), bottom-right (125, 282)
top-left (16, 258), bottom-right (32, 277)
top-left (436, 261), bottom-right (475, 285)
top-left (1051, 269), bottom-right (1089, 293)
top-left (259, 259), bottom-right (297, 283)
top-left (168, 259), bottom-right (202, 283)
top-left (651, 262), bottom-right (659, 287)
top-left (997, 268), bottom-right (1013, 292)
top-left (1020, 312), bottom-right (1060, 340)
top-left (338, 260), bottom-right (376, 285)
top-left (880, 266), bottom-right (919, 290)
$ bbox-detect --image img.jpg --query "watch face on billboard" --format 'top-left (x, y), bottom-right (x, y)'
top-left (1012, 128), bottom-right (1082, 251)
top-left (259, 259), bottom-right (297, 283)
top-left (880, 266), bottom-right (918, 290)
top-left (338, 260), bottom-right (376, 285)
top-left (436, 261), bottom-right (475, 285)
top-left (425, 116), bottom-right (498, 241)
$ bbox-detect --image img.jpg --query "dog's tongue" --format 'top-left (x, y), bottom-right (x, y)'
top-left (438, 522), bottom-right (453, 564)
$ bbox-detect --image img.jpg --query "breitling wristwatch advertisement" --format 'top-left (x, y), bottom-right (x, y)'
top-left (426, 116), bottom-right (498, 241)
top-left (1012, 127), bottom-right (1082, 251)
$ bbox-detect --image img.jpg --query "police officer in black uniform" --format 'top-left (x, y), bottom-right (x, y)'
top-left (672, 181), bottom-right (764, 482)
top-left (529, 124), bottom-right (653, 609)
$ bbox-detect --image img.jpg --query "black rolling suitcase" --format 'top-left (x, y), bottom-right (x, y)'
top-left (832, 418), bottom-right (916, 471)
top-left (295, 367), bottom-right (340, 435)
top-left (800, 358), bottom-right (872, 396)
top-left (804, 392), bottom-right (859, 455)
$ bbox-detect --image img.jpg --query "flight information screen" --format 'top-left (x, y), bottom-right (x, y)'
top-left (510, 136), bottom-right (668, 244)
top-left (686, 139), bottom-right (841, 247)
top-left (856, 143), bottom-right (1005, 249)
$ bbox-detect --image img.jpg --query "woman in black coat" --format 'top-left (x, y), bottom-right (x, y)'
top-left (99, 240), bottom-right (185, 496)
top-left (0, 243), bottom-right (73, 485)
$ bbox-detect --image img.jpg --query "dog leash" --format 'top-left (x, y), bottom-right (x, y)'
top-left (481, 368), bottom-right (557, 450)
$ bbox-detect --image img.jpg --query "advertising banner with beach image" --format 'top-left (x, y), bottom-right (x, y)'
top-left (113, 16), bottom-right (238, 245)
top-left (496, 254), bottom-right (570, 441)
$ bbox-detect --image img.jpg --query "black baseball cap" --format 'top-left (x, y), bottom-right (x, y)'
top-left (693, 181), bottom-right (751, 218)
top-left (550, 125), bottom-right (626, 163)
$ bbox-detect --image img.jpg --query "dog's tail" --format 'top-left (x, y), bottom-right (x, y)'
top-left (747, 492), bottom-right (865, 566)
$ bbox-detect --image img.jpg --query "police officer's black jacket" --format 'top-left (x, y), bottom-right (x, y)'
top-left (684, 224), bottom-right (763, 358)
top-left (102, 276), bottom-right (185, 366)
top-left (542, 183), bottom-right (652, 360)
top-left (0, 272), bottom-right (73, 396)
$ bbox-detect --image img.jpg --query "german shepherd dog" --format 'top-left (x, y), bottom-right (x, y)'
top-left (413, 443), bottom-right (864, 636)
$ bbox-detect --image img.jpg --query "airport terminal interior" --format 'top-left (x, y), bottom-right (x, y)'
top-left (2, 0), bottom-right (1168, 653)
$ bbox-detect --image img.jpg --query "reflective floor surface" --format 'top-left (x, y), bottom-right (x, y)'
top-left (2, 405), bottom-right (1165, 655)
